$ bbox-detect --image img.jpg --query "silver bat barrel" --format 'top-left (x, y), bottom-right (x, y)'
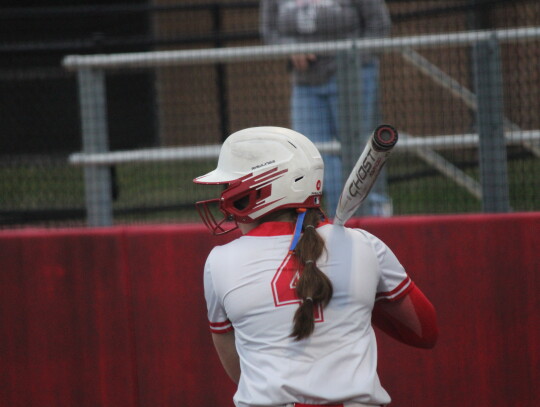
top-left (334, 125), bottom-right (399, 226)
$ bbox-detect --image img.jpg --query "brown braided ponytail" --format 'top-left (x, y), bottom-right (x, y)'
top-left (290, 209), bottom-right (333, 340)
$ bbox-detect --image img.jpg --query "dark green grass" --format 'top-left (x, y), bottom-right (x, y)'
top-left (388, 149), bottom-right (540, 215)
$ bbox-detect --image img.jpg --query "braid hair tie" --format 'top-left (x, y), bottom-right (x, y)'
top-left (305, 225), bottom-right (315, 230)
top-left (305, 297), bottom-right (313, 302)
top-left (305, 260), bottom-right (314, 265)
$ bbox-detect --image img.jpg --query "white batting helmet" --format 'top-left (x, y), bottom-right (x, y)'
top-left (193, 126), bottom-right (324, 235)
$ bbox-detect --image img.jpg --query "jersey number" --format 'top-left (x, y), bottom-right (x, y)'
top-left (271, 253), bottom-right (323, 322)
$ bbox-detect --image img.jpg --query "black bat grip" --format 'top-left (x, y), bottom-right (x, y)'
top-left (371, 124), bottom-right (398, 152)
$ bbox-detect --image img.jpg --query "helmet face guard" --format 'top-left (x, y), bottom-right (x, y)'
top-left (195, 197), bottom-right (238, 235)
top-left (195, 168), bottom-right (288, 235)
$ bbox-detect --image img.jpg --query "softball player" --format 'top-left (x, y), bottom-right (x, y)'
top-left (194, 127), bottom-right (438, 407)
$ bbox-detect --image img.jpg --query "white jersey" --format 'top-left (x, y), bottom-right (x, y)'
top-left (204, 222), bottom-right (412, 407)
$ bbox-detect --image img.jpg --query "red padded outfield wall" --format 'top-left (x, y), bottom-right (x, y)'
top-left (1, 213), bottom-right (538, 407)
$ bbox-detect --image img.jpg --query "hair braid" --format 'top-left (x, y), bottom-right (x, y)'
top-left (290, 209), bottom-right (333, 340)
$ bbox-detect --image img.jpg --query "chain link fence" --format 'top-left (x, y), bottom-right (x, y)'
top-left (1, 0), bottom-right (539, 228)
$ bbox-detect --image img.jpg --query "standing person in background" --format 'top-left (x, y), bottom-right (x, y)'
top-left (194, 126), bottom-right (438, 407)
top-left (260, 0), bottom-right (392, 218)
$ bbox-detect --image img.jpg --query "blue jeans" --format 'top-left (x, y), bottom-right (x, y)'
top-left (291, 61), bottom-right (390, 218)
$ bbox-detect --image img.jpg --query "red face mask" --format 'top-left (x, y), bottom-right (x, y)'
top-left (194, 169), bottom-right (281, 235)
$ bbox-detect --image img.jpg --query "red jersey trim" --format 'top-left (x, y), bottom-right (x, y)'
top-left (376, 277), bottom-right (414, 302)
top-left (209, 320), bottom-right (234, 334)
top-left (246, 220), bottom-right (330, 237)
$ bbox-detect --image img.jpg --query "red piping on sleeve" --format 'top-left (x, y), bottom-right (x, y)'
top-left (209, 320), bottom-right (234, 334)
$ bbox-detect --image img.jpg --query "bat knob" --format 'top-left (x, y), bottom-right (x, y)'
top-left (372, 124), bottom-right (398, 152)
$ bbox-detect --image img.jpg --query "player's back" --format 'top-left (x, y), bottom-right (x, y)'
top-left (205, 222), bottom-right (393, 406)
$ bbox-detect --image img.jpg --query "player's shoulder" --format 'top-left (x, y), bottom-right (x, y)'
top-left (322, 222), bottom-right (377, 239)
top-left (322, 223), bottom-right (386, 251)
top-left (206, 235), bottom-right (245, 261)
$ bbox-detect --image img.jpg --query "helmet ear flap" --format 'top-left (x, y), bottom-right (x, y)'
top-left (258, 184), bottom-right (272, 203)
top-left (232, 194), bottom-right (251, 211)
top-left (231, 184), bottom-right (272, 215)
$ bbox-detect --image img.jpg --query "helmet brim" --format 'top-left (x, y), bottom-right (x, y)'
top-left (193, 168), bottom-right (241, 184)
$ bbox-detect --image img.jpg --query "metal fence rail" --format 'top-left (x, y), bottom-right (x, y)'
top-left (69, 130), bottom-right (540, 165)
top-left (63, 26), bottom-right (540, 69)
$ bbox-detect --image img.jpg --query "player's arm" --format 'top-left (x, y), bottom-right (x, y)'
top-left (212, 331), bottom-right (241, 384)
top-left (372, 283), bottom-right (438, 349)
